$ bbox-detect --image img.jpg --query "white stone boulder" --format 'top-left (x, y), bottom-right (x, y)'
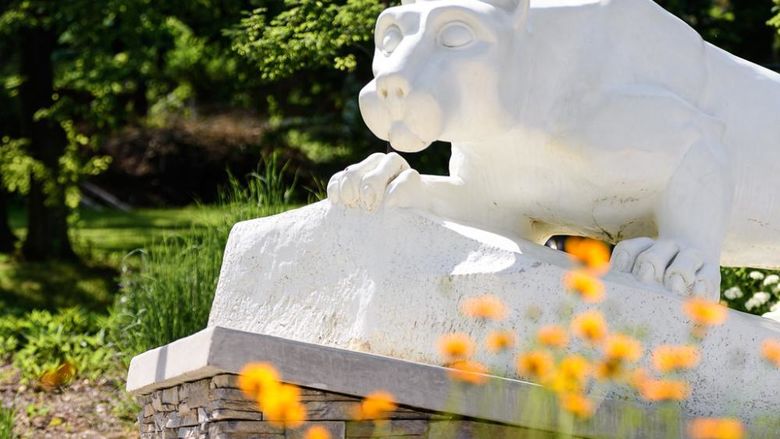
top-left (208, 201), bottom-right (780, 424)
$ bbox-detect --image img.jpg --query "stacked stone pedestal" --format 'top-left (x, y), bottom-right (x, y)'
top-left (136, 373), bottom-right (557, 439)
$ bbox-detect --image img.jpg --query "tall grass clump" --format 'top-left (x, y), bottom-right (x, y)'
top-left (0, 406), bottom-right (15, 439)
top-left (111, 154), bottom-right (296, 360)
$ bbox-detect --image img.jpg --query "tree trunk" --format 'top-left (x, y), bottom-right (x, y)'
top-left (18, 26), bottom-right (75, 261)
top-left (0, 188), bottom-right (16, 254)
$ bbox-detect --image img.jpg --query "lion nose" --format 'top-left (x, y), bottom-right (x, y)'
top-left (376, 74), bottom-right (410, 100)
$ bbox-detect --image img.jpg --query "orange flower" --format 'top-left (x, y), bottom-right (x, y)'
top-left (559, 392), bottom-right (595, 419)
top-left (39, 361), bottom-right (77, 391)
top-left (448, 360), bottom-right (489, 385)
top-left (461, 294), bottom-right (508, 320)
top-left (688, 418), bottom-right (744, 439)
top-left (304, 426), bottom-right (331, 439)
top-left (517, 351), bottom-right (554, 379)
top-left (684, 298), bottom-right (728, 326)
top-left (438, 333), bottom-right (475, 360)
top-left (564, 269), bottom-right (605, 303)
top-left (628, 368), bottom-right (649, 390)
top-left (261, 383), bottom-right (307, 428)
top-left (238, 362), bottom-right (281, 399)
top-left (537, 325), bottom-right (569, 348)
top-left (639, 378), bottom-right (689, 402)
top-left (571, 310), bottom-right (608, 344)
top-left (652, 345), bottom-right (700, 373)
top-left (548, 355), bottom-right (591, 394)
top-left (761, 339), bottom-right (780, 367)
top-left (594, 359), bottom-right (624, 381)
top-left (602, 333), bottom-right (642, 363)
top-left (565, 237), bottom-right (611, 273)
top-left (486, 330), bottom-right (515, 353)
top-left (354, 391), bottom-right (397, 421)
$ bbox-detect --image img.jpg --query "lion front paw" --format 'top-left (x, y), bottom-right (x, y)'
top-left (327, 152), bottom-right (421, 211)
top-left (610, 237), bottom-right (720, 301)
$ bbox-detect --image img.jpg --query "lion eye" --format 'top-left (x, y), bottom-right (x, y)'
top-left (438, 22), bottom-right (474, 48)
top-left (381, 25), bottom-right (403, 55)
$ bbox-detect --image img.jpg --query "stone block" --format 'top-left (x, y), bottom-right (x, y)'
top-left (287, 422), bottom-right (346, 439)
top-left (209, 409), bottom-right (264, 422)
top-left (162, 386), bottom-right (180, 405)
top-left (211, 374), bottom-right (239, 389)
top-left (180, 380), bottom-right (211, 407)
top-left (346, 420), bottom-right (428, 438)
top-left (208, 420), bottom-right (285, 435)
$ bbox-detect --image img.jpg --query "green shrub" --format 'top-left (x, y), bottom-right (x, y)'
top-left (110, 155), bottom-right (296, 360)
top-left (0, 308), bottom-right (116, 382)
top-left (721, 268), bottom-right (780, 315)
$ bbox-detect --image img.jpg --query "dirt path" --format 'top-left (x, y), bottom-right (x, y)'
top-left (0, 364), bottom-right (137, 438)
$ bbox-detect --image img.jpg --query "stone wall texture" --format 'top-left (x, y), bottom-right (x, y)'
top-left (136, 374), bottom-right (557, 439)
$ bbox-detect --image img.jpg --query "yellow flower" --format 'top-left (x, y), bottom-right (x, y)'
top-left (448, 360), bottom-right (489, 385)
top-left (559, 392), bottom-right (595, 419)
top-left (639, 378), bottom-right (689, 402)
top-left (438, 333), bottom-right (475, 360)
top-left (304, 426), bottom-right (331, 439)
top-left (537, 325), bottom-right (569, 349)
top-left (461, 294), bottom-right (508, 320)
top-left (485, 330), bottom-right (515, 353)
top-left (628, 367), bottom-right (649, 390)
top-left (238, 362), bottom-right (280, 400)
top-left (684, 298), bottom-right (728, 326)
top-left (547, 355), bottom-right (591, 394)
top-left (761, 339), bottom-right (780, 368)
top-left (261, 383), bottom-right (307, 428)
top-left (571, 310), bottom-right (608, 344)
top-left (563, 269), bottom-right (605, 303)
top-left (354, 391), bottom-right (397, 421)
top-left (564, 237), bottom-right (611, 273)
top-left (652, 345), bottom-right (700, 373)
top-left (687, 418), bottom-right (744, 439)
top-left (602, 334), bottom-right (642, 363)
top-left (517, 351), bottom-right (554, 380)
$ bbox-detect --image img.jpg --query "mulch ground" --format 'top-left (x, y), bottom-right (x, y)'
top-left (0, 364), bottom-right (137, 438)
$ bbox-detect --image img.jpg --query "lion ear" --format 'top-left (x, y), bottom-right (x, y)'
top-left (484, 0), bottom-right (529, 28)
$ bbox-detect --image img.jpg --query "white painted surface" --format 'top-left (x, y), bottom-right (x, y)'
top-left (327, 0), bottom-right (780, 300)
top-left (209, 202), bottom-right (780, 422)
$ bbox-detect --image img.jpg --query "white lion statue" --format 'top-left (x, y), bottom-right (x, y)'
top-left (327, 0), bottom-right (780, 301)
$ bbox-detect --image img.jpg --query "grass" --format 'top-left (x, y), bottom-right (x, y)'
top-left (0, 406), bottom-right (14, 439)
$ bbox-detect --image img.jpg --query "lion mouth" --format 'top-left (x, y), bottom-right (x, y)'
top-left (388, 122), bottom-right (430, 153)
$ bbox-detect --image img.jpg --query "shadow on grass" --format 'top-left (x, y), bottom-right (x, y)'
top-left (0, 256), bottom-right (118, 315)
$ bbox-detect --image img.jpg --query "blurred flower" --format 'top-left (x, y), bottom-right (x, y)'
top-left (761, 339), bottom-right (780, 368)
top-left (537, 325), bottom-right (569, 349)
top-left (461, 294), bottom-right (508, 320)
top-left (39, 361), bottom-right (77, 391)
top-left (639, 378), bottom-right (689, 401)
top-left (517, 351), bottom-right (554, 379)
top-left (559, 392), bottom-right (595, 419)
top-left (354, 391), bottom-right (397, 422)
top-left (594, 358), bottom-right (623, 380)
top-left (548, 355), bottom-right (591, 393)
top-left (564, 237), bottom-right (611, 273)
top-left (564, 269), bottom-right (605, 303)
top-left (771, 302), bottom-right (780, 313)
top-left (723, 287), bottom-right (743, 300)
top-left (238, 362), bottom-right (280, 400)
top-left (304, 426), bottom-right (331, 439)
top-left (261, 383), bottom-right (307, 428)
top-left (438, 333), bottom-right (475, 360)
top-left (688, 418), bottom-right (744, 439)
top-left (486, 330), bottom-right (515, 353)
top-left (684, 298), bottom-right (728, 326)
top-left (448, 360), bottom-right (489, 385)
top-left (749, 271), bottom-right (765, 280)
top-left (602, 334), bottom-right (642, 363)
top-left (628, 368), bottom-right (649, 390)
top-left (652, 345), bottom-right (700, 373)
top-left (764, 275), bottom-right (780, 286)
top-left (571, 310), bottom-right (608, 344)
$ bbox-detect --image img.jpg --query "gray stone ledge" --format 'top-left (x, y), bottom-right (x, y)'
top-left (128, 326), bottom-right (694, 438)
